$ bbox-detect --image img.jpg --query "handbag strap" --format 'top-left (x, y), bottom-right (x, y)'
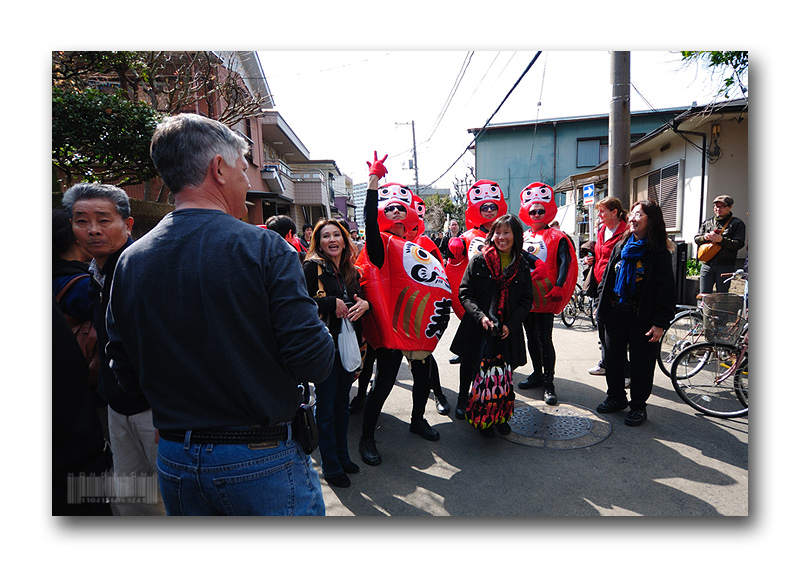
top-left (55, 274), bottom-right (90, 303)
top-left (315, 263), bottom-right (326, 298)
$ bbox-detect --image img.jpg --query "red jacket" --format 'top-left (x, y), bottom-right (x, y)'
top-left (593, 220), bottom-right (628, 284)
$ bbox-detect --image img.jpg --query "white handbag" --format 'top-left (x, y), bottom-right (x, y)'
top-left (338, 318), bottom-right (362, 372)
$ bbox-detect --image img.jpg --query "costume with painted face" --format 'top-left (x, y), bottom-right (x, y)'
top-left (444, 180), bottom-right (507, 319)
top-left (377, 183), bottom-right (419, 234)
top-left (465, 179), bottom-right (507, 230)
top-left (358, 185), bottom-right (451, 354)
top-left (518, 182), bottom-right (578, 314)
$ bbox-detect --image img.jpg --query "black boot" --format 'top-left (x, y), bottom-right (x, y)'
top-left (542, 374), bottom-right (558, 405)
top-left (518, 372), bottom-right (544, 390)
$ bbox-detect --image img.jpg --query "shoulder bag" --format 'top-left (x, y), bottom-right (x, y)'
top-left (697, 216), bottom-right (732, 262)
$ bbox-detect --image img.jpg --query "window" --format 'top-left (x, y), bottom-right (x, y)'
top-left (577, 138), bottom-right (609, 167)
top-left (636, 160), bottom-right (683, 231)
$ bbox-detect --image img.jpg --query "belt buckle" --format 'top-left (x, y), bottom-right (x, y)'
top-left (248, 425), bottom-right (278, 450)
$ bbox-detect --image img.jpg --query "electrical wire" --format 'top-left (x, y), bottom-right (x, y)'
top-left (424, 51), bottom-right (542, 188)
top-left (424, 51), bottom-right (474, 144)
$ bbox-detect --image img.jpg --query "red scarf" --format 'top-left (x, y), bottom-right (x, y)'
top-left (483, 246), bottom-right (522, 323)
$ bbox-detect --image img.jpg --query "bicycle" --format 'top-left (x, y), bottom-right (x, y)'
top-left (561, 282), bottom-right (597, 328)
top-left (657, 303), bottom-right (704, 376)
top-left (657, 267), bottom-right (749, 376)
top-left (668, 270), bottom-right (748, 418)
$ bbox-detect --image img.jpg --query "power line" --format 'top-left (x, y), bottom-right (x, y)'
top-left (424, 51), bottom-right (474, 144)
top-left (425, 51), bottom-right (542, 188)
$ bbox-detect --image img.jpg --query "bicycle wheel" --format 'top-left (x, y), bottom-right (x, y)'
top-left (561, 297), bottom-right (577, 327)
top-left (670, 342), bottom-right (748, 418)
top-left (658, 310), bottom-right (704, 376)
top-left (733, 354), bottom-right (748, 407)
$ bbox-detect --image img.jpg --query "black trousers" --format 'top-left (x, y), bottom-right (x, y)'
top-left (603, 306), bottom-right (658, 410)
top-left (523, 312), bottom-right (555, 376)
top-left (361, 348), bottom-right (433, 440)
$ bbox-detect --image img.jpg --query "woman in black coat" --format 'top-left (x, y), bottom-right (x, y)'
top-left (302, 219), bottom-right (370, 488)
top-left (595, 200), bottom-right (676, 426)
top-left (450, 214), bottom-right (535, 436)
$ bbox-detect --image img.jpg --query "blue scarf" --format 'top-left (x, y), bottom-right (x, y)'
top-left (613, 237), bottom-right (647, 304)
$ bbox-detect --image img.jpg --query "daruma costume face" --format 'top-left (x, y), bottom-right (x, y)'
top-left (378, 183), bottom-right (419, 234)
top-left (519, 182), bottom-right (557, 228)
top-left (465, 180), bottom-right (507, 229)
top-left (410, 193), bottom-right (427, 235)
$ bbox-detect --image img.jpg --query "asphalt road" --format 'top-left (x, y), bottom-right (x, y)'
top-left (313, 310), bottom-right (749, 517)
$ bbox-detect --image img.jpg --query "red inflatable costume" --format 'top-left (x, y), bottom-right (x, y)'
top-left (444, 180), bottom-right (507, 319)
top-left (518, 182), bottom-right (578, 314)
top-left (357, 183), bottom-right (451, 355)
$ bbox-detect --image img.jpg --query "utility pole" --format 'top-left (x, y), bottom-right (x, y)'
top-left (609, 52), bottom-right (631, 205)
top-left (396, 120), bottom-right (420, 193)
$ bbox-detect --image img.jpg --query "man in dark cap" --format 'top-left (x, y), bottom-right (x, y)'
top-left (694, 194), bottom-right (746, 293)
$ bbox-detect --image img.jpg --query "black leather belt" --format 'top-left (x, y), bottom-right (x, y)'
top-left (159, 424), bottom-right (289, 444)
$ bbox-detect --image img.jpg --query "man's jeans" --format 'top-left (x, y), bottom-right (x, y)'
top-left (157, 434), bottom-right (325, 516)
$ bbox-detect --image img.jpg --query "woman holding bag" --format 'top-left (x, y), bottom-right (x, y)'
top-left (450, 214), bottom-right (535, 437)
top-left (303, 219), bottom-right (370, 488)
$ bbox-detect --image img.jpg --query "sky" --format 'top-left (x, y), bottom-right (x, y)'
top-left (257, 50), bottom-right (733, 191)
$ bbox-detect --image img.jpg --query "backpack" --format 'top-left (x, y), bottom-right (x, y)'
top-left (55, 275), bottom-right (99, 386)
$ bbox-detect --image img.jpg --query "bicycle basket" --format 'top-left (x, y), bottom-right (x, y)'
top-left (701, 293), bottom-right (745, 345)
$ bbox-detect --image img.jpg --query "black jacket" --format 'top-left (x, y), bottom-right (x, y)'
top-left (597, 235), bottom-right (676, 332)
top-left (450, 252), bottom-right (533, 369)
top-left (693, 213), bottom-right (746, 265)
top-left (302, 258), bottom-right (366, 343)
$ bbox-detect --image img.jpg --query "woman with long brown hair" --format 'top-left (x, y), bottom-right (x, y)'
top-left (302, 219), bottom-right (370, 488)
top-left (595, 200), bottom-right (676, 426)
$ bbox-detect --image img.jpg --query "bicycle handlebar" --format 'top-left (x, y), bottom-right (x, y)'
top-left (722, 269), bottom-right (747, 284)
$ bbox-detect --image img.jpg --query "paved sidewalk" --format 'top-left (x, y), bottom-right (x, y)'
top-left (314, 311), bottom-right (749, 516)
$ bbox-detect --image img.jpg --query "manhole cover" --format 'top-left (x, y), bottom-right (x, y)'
top-left (501, 400), bottom-right (612, 449)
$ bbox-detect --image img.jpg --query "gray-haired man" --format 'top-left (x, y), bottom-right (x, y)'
top-left (106, 113), bottom-right (334, 515)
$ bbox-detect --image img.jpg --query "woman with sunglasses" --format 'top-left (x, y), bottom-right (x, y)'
top-left (517, 183), bottom-right (579, 406)
top-left (355, 153), bottom-right (452, 466)
top-left (595, 201), bottom-right (676, 426)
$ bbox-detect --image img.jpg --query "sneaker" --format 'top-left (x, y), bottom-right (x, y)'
top-left (588, 365), bottom-right (605, 376)
top-left (495, 422), bottom-right (512, 435)
top-left (435, 395), bottom-right (451, 415)
top-left (342, 462), bottom-right (360, 474)
top-left (624, 408), bottom-right (647, 426)
top-left (359, 438), bottom-right (381, 466)
top-left (409, 418), bottom-right (440, 441)
top-left (596, 397), bottom-right (629, 413)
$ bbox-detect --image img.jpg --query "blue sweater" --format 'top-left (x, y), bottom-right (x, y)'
top-left (106, 209), bottom-right (335, 430)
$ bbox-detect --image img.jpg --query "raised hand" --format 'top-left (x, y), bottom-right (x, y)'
top-left (367, 151), bottom-right (388, 179)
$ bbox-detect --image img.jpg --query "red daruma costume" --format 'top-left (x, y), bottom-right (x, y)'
top-left (409, 193), bottom-right (444, 262)
top-left (519, 182), bottom-right (578, 314)
top-left (445, 180), bottom-right (507, 319)
top-left (357, 183), bottom-right (452, 355)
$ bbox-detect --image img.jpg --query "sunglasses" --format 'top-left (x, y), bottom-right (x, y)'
top-left (480, 203), bottom-right (498, 212)
top-left (384, 204), bottom-right (407, 213)
top-left (530, 209), bottom-right (547, 217)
